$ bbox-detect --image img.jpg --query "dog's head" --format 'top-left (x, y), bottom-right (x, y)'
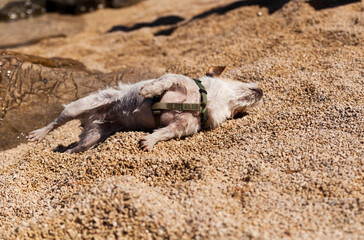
top-left (229, 81), bottom-right (263, 118)
top-left (206, 66), bottom-right (263, 118)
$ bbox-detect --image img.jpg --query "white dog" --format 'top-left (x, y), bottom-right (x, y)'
top-left (28, 67), bottom-right (263, 153)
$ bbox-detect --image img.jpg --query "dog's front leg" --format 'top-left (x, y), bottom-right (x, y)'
top-left (140, 118), bottom-right (198, 151)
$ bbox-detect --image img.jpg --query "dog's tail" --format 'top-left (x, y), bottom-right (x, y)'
top-left (62, 87), bottom-right (121, 118)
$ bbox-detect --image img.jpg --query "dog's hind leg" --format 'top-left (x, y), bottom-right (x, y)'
top-left (65, 127), bottom-right (102, 153)
top-left (27, 111), bottom-right (74, 142)
top-left (27, 96), bottom-right (96, 142)
top-left (27, 88), bottom-right (117, 142)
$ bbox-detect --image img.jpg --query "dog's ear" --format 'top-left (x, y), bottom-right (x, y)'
top-left (206, 66), bottom-right (226, 77)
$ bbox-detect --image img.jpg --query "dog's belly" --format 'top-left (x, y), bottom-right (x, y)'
top-left (122, 109), bottom-right (156, 130)
top-left (104, 79), bottom-right (199, 131)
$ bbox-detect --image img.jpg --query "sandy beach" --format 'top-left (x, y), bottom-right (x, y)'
top-left (0, 0), bottom-right (363, 239)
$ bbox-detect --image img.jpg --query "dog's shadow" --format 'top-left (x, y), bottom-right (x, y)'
top-left (53, 135), bottom-right (113, 153)
top-left (53, 129), bottom-right (152, 153)
top-left (54, 142), bottom-right (78, 153)
top-left (53, 113), bottom-right (248, 153)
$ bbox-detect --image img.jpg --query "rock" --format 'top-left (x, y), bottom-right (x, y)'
top-left (106, 0), bottom-right (144, 8)
top-left (45, 0), bottom-right (105, 14)
top-left (0, 0), bottom-right (144, 22)
top-left (0, 0), bottom-right (46, 21)
top-left (0, 50), bottom-right (122, 150)
top-left (0, 13), bottom-right (85, 49)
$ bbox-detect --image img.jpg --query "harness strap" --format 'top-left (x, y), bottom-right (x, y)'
top-left (152, 102), bottom-right (201, 111)
top-left (194, 79), bottom-right (208, 123)
top-left (151, 79), bottom-right (208, 128)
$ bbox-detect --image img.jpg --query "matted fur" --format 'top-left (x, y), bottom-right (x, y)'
top-left (28, 69), bottom-right (263, 153)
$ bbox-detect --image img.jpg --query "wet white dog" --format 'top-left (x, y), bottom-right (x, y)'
top-left (28, 67), bottom-right (263, 153)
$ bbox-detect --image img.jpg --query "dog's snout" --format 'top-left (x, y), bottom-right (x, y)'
top-left (250, 87), bottom-right (263, 99)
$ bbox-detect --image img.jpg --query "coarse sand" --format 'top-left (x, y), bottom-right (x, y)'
top-left (0, 0), bottom-right (363, 239)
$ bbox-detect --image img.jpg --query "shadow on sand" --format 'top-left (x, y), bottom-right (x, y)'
top-left (108, 0), bottom-right (361, 36)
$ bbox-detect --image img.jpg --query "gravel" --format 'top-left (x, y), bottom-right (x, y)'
top-left (0, 0), bottom-right (363, 239)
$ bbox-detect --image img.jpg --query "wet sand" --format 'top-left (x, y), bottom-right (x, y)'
top-left (0, 0), bottom-right (363, 239)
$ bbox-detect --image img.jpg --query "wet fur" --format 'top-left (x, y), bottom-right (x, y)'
top-left (28, 72), bottom-right (263, 153)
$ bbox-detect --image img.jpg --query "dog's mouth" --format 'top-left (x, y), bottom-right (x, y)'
top-left (232, 107), bottom-right (249, 119)
top-left (232, 106), bottom-right (245, 118)
top-left (233, 111), bottom-right (248, 119)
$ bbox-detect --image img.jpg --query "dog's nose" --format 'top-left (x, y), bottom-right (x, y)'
top-left (250, 86), bottom-right (263, 100)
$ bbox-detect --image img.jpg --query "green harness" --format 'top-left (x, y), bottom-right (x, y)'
top-left (151, 79), bottom-right (208, 128)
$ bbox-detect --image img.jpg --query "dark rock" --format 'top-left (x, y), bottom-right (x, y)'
top-left (0, 0), bottom-right (144, 22)
top-left (0, 0), bottom-right (46, 21)
top-left (106, 0), bottom-right (144, 8)
top-left (45, 0), bottom-right (105, 14)
top-left (0, 14), bottom-right (85, 49)
top-left (0, 51), bottom-right (123, 151)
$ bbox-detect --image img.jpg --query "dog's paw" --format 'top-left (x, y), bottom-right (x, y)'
top-left (139, 83), bottom-right (162, 98)
top-left (27, 128), bottom-right (48, 142)
top-left (139, 135), bottom-right (156, 151)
